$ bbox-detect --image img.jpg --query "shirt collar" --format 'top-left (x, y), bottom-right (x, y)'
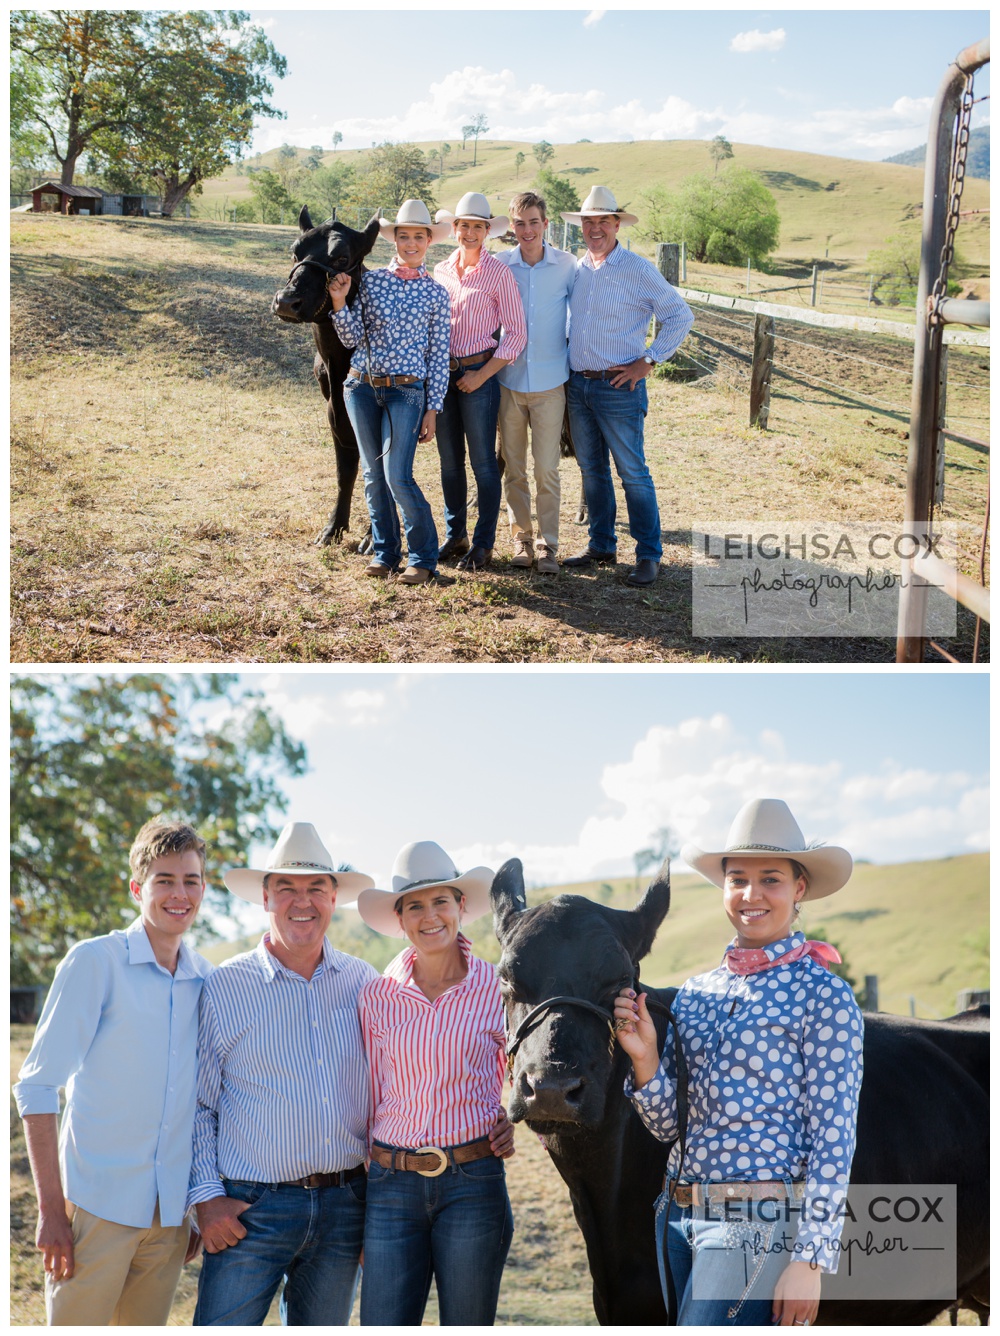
top-left (387, 256), bottom-right (427, 277)
top-left (723, 930), bottom-right (805, 966)
top-left (124, 916), bottom-right (210, 980)
top-left (583, 241), bottom-right (622, 271)
top-left (509, 243), bottom-right (552, 268)
top-left (256, 932), bottom-right (337, 982)
top-left (393, 932), bottom-right (473, 989)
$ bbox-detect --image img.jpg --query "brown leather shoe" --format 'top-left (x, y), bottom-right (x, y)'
top-left (457, 546), bottom-right (492, 571)
top-left (535, 546), bottom-right (560, 574)
top-left (438, 535), bottom-right (471, 561)
top-left (400, 566), bottom-right (433, 585)
top-left (510, 539), bottom-right (533, 568)
top-left (562, 547), bottom-right (617, 568)
top-left (363, 561), bottom-right (395, 578)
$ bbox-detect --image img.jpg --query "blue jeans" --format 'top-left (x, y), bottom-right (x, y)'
top-left (435, 362), bottom-right (502, 550)
top-left (343, 378), bottom-right (438, 570)
top-left (193, 1177), bottom-right (366, 1326)
top-left (656, 1193), bottom-right (796, 1326)
top-left (565, 371), bottom-right (662, 561)
top-left (360, 1151), bottom-right (514, 1326)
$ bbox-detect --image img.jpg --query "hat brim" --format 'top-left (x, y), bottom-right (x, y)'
top-left (355, 867), bottom-right (495, 937)
top-left (224, 866), bottom-right (375, 907)
top-left (377, 217), bottom-right (454, 244)
top-left (679, 843), bottom-right (853, 901)
top-left (560, 210), bottom-right (638, 227)
top-left (437, 211), bottom-right (510, 241)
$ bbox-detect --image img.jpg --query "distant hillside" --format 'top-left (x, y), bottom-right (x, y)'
top-left (202, 852), bottom-right (987, 1020)
top-left (195, 137), bottom-right (991, 267)
top-left (884, 125), bottom-right (989, 179)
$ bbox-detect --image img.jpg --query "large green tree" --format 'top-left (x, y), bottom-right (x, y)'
top-left (10, 10), bottom-right (156, 185)
top-left (10, 674), bottom-right (307, 986)
top-left (348, 141), bottom-right (436, 217)
top-left (300, 160), bottom-right (357, 222)
top-left (93, 10), bottom-right (287, 217)
top-left (533, 167), bottom-right (581, 217)
top-left (638, 166), bottom-right (780, 266)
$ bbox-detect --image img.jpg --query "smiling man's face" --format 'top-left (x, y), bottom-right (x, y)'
top-left (262, 872), bottom-right (337, 956)
top-left (130, 850), bottom-right (205, 943)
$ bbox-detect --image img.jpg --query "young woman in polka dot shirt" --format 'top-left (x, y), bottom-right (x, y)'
top-left (614, 799), bottom-right (863, 1328)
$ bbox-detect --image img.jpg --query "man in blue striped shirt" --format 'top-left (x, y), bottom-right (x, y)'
top-left (561, 186), bottom-right (693, 586)
top-left (188, 823), bottom-right (379, 1326)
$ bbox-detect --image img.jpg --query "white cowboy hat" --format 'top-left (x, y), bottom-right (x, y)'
top-left (356, 840), bottom-right (495, 937)
top-left (435, 191), bottom-right (509, 241)
top-left (377, 198), bottom-right (453, 245)
top-left (560, 185), bottom-right (638, 227)
top-left (680, 799), bottom-right (853, 901)
top-left (224, 822), bottom-right (374, 906)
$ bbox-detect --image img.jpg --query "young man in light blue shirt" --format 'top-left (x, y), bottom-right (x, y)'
top-left (496, 191), bottom-right (578, 574)
top-left (14, 819), bottom-right (212, 1325)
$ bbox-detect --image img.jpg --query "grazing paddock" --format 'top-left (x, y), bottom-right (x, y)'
top-left (9, 214), bottom-right (988, 663)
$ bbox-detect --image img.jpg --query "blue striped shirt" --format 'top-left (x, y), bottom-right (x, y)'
top-left (188, 935), bottom-right (379, 1203)
top-left (13, 918), bottom-right (212, 1228)
top-left (568, 243), bottom-right (693, 371)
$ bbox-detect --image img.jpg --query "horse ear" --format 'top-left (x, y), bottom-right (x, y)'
top-left (491, 858), bottom-right (527, 943)
top-left (621, 861), bottom-right (671, 963)
top-left (298, 205), bottom-right (314, 233)
top-left (362, 214), bottom-right (382, 255)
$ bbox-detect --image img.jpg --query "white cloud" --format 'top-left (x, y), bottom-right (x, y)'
top-left (730, 28), bottom-right (787, 54)
top-left (583, 10), bottom-right (605, 27)
top-left (449, 715), bottom-right (989, 888)
top-left (336, 689), bottom-right (387, 727)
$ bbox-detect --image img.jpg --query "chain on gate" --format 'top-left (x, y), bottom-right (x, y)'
top-left (927, 71), bottom-right (976, 330)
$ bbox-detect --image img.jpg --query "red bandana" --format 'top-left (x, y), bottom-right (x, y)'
top-left (391, 262), bottom-right (423, 280)
top-left (725, 940), bottom-right (842, 976)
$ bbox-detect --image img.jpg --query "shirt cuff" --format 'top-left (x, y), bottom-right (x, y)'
top-left (625, 1060), bottom-right (668, 1104)
top-left (186, 1180), bottom-right (227, 1211)
top-left (13, 1083), bottom-right (62, 1117)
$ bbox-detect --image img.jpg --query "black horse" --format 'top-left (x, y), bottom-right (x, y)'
top-left (271, 207), bottom-right (380, 547)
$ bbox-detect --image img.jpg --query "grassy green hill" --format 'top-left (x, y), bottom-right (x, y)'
top-left (195, 138), bottom-right (990, 271)
top-left (203, 853), bottom-right (987, 1020)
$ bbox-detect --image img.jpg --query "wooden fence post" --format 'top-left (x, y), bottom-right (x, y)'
top-left (934, 345), bottom-right (948, 504)
top-left (653, 243), bottom-right (680, 339)
top-left (680, 240), bottom-right (687, 282)
top-left (749, 313), bottom-right (775, 429)
top-left (811, 264), bottom-right (818, 306)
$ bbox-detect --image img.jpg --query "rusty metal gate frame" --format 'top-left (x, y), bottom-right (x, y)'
top-left (896, 37), bottom-right (990, 663)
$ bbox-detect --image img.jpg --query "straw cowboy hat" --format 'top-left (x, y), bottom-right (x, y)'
top-left (356, 840), bottom-right (495, 937)
top-left (435, 191), bottom-right (509, 240)
top-left (560, 185), bottom-right (638, 227)
top-left (377, 198), bottom-right (453, 245)
top-left (680, 798), bottom-right (853, 901)
top-left (224, 822), bottom-right (374, 906)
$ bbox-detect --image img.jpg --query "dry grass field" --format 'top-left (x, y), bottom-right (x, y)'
top-left (10, 212), bottom-right (989, 664)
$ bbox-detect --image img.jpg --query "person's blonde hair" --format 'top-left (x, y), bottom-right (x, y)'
top-left (509, 191), bottom-right (547, 221)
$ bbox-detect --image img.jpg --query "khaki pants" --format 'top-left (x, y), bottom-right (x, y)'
top-left (47, 1202), bottom-right (189, 1326)
top-left (497, 384), bottom-right (565, 551)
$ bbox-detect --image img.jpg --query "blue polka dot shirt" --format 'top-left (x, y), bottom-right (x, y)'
top-left (331, 261), bottom-right (452, 410)
top-left (628, 931), bottom-right (864, 1271)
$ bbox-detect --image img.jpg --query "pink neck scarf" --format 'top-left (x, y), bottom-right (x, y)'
top-left (725, 939), bottom-right (842, 976)
top-left (390, 259), bottom-right (424, 280)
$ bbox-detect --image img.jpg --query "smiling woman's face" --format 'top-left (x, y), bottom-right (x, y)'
top-left (722, 856), bottom-right (806, 948)
top-left (396, 887), bottom-right (464, 954)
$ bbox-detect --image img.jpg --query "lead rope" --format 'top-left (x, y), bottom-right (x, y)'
top-left (640, 984), bottom-right (688, 1326)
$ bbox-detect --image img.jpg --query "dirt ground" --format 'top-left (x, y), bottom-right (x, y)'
top-left (10, 214), bottom-right (989, 663)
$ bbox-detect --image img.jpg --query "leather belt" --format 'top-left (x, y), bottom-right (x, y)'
top-left (348, 371), bottom-right (421, 387)
top-left (669, 1179), bottom-right (806, 1208)
top-left (449, 351), bottom-right (492, 370)
top-left (371, 1137), bottom-right (494, 1178)
top-left (578, 368), bottom-right (626, 380)
top-left (273, 1165), bottom-right (366, 1189)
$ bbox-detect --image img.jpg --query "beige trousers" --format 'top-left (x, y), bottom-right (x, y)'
top-left (497, 384), bottom-right (565, 550)
top-left (47, 1202), bottom-right (189, 1326)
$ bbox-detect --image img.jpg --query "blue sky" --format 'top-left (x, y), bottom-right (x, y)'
top-left (212, 670), bottom-right (989, 923)
top-left (245, 9), bottom-right (990, 160)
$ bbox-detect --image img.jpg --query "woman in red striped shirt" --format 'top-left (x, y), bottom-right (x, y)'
top-left (433, 192), bottom-right (527, 571)
top-left (355, 840), bottom-right (514, 1325)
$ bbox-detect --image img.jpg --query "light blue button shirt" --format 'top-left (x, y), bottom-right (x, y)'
top-left (569, 242), bottom-right (693, 371)
top-left (13, 917), bottom-right (212, 1228)
top-left (188, 935), bottom-right (379, 1204)
top-left (496, 243), bottom-right (577, 393)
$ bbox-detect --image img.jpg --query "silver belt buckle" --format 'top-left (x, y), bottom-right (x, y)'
top-left (415, 1145), bottom-right (449, 1178)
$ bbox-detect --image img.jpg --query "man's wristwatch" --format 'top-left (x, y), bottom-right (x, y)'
top-left (642, 354), bottom-right (656, 367)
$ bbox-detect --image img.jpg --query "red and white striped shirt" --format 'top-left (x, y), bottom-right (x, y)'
top-left (433, 249), bottom-right (527, 363)
top-left (357, 935), bottom-right (506, 1149)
